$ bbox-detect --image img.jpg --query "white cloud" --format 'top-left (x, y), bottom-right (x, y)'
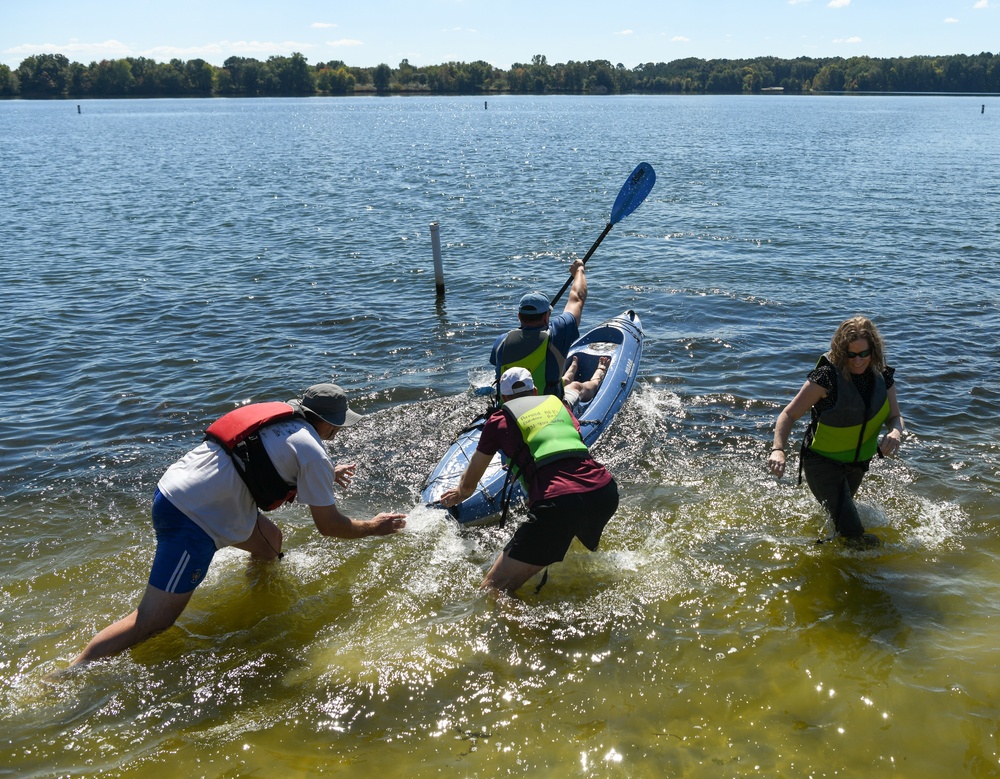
top-left (328, 39), bottom-right (364, 48)
top-left (828, 0), bottom-right (851, 7)
top-left (671, 36), bottom-right (691, 43)
top-left (5, 39), bottom-right (132, 61)
top-left (146, 40), bottom-right (315, 61)
top-left (974, 0), bottom-right (989, 8)
top-left (833, 36), bottom-right (863, 43)
top-left (944, 16), bottom-right (959, 22)
top-left (311, 22), bottom-right (337, 29)
top-left (788, 0), bottom-right (811, 4)
top-left (615, 29), bottom-right (635, 36)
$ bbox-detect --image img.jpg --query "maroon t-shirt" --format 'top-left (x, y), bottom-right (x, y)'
top-left (477, 407), bottom-right (613, 506)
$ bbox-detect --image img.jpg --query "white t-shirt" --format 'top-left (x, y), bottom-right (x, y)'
top-left (157, 419), bottom-right (338, 548)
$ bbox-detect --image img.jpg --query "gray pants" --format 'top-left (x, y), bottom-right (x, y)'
top-left (802, 449), bottom-right (871, 538)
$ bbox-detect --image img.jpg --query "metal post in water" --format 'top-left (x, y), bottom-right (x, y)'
top-left (430, 221), bottom-right (445, 297)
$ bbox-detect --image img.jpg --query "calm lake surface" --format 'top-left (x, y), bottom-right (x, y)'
top-left (1, 94), bottom-right (999, 777)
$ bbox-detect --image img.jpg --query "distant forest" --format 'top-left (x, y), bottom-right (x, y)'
top-left (3, 51), bottom-right (999, 98)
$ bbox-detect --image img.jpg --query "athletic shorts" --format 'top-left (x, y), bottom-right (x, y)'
top-left (148, 488), bottom-right (217, 594)
top-left (505, 479), bottom-right (619, 567)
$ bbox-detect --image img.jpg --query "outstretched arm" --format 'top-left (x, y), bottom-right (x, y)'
top-left (563, 259), bottom-right (588, 326)
top-left (309, 504), bottom-right (406, 538)
top-left (439, 450), bottom-right (492, 507)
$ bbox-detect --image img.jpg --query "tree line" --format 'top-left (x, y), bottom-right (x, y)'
top-left (2, 51), bottom-right (999, 98)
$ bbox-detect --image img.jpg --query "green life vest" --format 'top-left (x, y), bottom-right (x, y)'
top-left (497, 327), bottom-right (565, 403)
top-left (808, 354), bottom-right (889, 463)
top-left (502, 394), bottom-right (589, 490)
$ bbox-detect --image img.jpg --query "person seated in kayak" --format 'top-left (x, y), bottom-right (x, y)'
top-left (70, 383), bottom-right (407, 667)
top-left (439, 366), bottom-right (618, 595)
top-left (490, 258), bottom-right (588, 403)
top-left (561, 354), bottom-right (611, 408)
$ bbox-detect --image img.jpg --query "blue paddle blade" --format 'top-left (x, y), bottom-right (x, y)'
top-left (610, 162), bottom-right (655, 225)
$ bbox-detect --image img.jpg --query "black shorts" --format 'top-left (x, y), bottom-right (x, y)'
top-left (505, 479), bottom-right (619, 567)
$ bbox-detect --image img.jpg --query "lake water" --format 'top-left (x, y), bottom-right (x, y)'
top-left (1, 94), bottom-right (999, 777)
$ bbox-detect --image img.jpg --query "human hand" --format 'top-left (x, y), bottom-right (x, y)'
top-left (335, 463), bottom-right (357, 489)
top-left (569, 259), bottom-right (585, 276)
top-left (438, 487), bottom-right (465, 508)
top-left (878, 433), bottom-right (901, 457)
top-left (767, 449), bottom-right (786, 477)
top-left (369, 513), bottom-right (407, 535)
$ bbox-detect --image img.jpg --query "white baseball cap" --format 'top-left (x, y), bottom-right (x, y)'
top-left (499, 367), bottom-right (535, 396)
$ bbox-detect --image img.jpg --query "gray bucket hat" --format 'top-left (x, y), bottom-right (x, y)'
top-left (288, 383), bottom-right (364, 427)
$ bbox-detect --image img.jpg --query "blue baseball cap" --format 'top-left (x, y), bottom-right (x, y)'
top-left (518, 292), bottom-right (551, 316)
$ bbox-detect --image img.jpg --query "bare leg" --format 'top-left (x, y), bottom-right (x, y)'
top-left (71, 584), bottom-right (193, 666)
top-left (233, 514), bottom-right (283, 560)
top-left (565, 356), bottom-right (611, 405)
top-left (562, 355), bottom-right (580, 384)
top-left (481, 550), bottom-right (545, 595)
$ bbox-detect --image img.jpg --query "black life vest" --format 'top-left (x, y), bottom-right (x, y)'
top-left (204, 402), bottom-right (299, 511)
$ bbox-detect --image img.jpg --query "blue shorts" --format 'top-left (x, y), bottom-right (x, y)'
top-left (149, 488), bottom-right (217, 594)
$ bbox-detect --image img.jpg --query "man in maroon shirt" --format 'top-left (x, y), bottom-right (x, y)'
top-left (440, 367), bottom-right (619, 595)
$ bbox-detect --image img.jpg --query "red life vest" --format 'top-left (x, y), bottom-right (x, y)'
top-left (204, 402), bottom-right (299, 511)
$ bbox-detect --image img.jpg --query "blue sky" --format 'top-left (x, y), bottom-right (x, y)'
top-left (2, 0), bottom-right (997, 71)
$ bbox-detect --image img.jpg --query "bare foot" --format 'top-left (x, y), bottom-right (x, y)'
top-left (562, 355), bottom-right (579, 384)
top-left (592, 356), bottom-right (611, 384)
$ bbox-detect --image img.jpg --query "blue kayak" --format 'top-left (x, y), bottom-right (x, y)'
top-left (422, 310), bottom-right (644, 526)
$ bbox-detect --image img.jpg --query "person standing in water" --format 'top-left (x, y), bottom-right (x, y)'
top-left (768, 316), bottom-right (905, 547)
top-left (71, 383), bottom-right (406, 666)
top-left (439, 366), bottom-right (618, 594)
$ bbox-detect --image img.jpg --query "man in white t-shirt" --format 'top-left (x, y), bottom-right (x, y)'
top-left (71, 384), bottom-right (406, 666)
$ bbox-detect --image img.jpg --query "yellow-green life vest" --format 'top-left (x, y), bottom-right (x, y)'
top-left (497, 327), bottom-right (565, 403)
top-left (503, 394), bottom-right (589, 489)
top-left (808, 354), bottom-right (889, 463)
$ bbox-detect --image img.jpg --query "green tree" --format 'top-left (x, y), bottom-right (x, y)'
top-left (316, 66), bottom-right (355, 94)
top-left (0, 64), bottom-right (18, 96)
top-left (373, 63), bottom-right (392, 94)
top-left (561, 61), bottom-right (587, 93)
top-left (457, 60), bottom-right (493, 92)
top-left (17, 53), bottom-right (71, 96)
top-left (89, 59), bottom-right (135, 96)
top-left (588, 60), bottom-right (616, 94)
top-left (268, 53), bottom-right (314, 94)
top-left (185, 58), bottom-right (215, 94)
top-left (151, 60), bottom-right (187, 95)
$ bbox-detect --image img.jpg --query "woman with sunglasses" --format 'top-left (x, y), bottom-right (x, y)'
top-left (767, 316), bottom-right (905, 547)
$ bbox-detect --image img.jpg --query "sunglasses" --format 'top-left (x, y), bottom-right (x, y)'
top-left (846, 348), bottom-right (872, 359)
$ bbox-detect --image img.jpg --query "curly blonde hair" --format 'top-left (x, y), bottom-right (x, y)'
top-left (828, 316), bottom-right (887, 375)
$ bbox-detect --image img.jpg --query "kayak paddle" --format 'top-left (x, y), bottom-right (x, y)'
top-left (549, 161), bottom-right (656, 308)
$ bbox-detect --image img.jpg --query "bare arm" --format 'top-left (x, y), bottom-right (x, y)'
top-left (768, 380), bottom-right (826, 477)
top-left (562, 259), bottom-right (587, 326)
top-left (438, 450), bottom-right (493, 507)
top-left (309, 504), bottom-right (406, 538)
top-left (877, 386), bottom-right (904, 456)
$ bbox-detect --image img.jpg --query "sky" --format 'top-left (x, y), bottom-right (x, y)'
top-left (2, 0), bottom-right (997, 72)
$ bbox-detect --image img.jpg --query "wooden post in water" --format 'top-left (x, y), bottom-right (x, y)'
top-left (430, 222), bottom-right (445, 297)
